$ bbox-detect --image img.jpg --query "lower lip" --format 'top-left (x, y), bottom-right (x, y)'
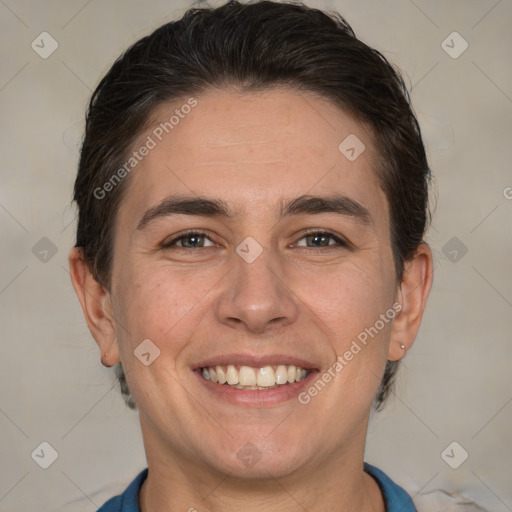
top-left (194, 369), bottom-right (319, 406)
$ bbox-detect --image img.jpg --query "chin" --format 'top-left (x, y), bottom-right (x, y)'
top-left (199, 436), bottom-right (313, 480)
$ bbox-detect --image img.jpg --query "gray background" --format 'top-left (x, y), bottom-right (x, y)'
top-left (1, 0), bottom-right (511, 510)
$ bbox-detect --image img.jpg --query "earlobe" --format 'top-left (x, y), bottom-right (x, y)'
top-left (388, 244), bottom-right (433, 361)
top-left (68, 247), bottom-right (120, 366)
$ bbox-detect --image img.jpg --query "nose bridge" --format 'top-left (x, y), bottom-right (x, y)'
top-left (215, 239), bottom-right (298, 333)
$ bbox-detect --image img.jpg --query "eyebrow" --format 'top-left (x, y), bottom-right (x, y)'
top-left (136, 194), bottom-right (373, 231)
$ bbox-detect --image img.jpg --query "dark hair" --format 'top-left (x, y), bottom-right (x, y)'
top-left (73, 0), bottom-right (431, 411)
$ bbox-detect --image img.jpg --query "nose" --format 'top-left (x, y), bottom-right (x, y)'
top-left (215, 244), bottom-right (299, 335)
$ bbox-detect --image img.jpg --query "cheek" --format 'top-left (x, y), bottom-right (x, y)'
top-left (300, 260), bottom-right (393, 334)
top-left (112, 267), bottom-right (220, 409)
top-left (295, 259), bottom-right (395, 404)
top-left (293, 264), bottom-right (394, 448)
top-left (113, 263), bottom-right (224, 356)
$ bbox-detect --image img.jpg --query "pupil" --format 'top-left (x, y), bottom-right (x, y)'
top-left (310, 234), bottom-right (328, 246)
top-left (187, 235), bottom-right (202, 247)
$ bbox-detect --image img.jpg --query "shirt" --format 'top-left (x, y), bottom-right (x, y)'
top-left (96, 462), bottom-right (416, 511)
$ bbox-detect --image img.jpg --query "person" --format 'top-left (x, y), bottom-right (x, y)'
top-left (68, 0), bottom-right (433, 510)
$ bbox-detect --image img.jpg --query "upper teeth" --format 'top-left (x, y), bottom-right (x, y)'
top-left (201, 364), bottom-right (308, 389)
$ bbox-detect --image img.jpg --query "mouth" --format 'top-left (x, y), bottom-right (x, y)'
top-left (193, 356), bottom-right (319, 406)
top-left (199, 364), bottom-right (311, 390)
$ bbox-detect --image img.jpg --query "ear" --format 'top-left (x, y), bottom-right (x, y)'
top-left (388, 243), bottom-right (433, 361)
top-left (68, 247), bottom-right (120, 367)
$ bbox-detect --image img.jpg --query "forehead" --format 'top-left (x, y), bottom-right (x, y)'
top-left (119, 87), bottom-right (386, 226)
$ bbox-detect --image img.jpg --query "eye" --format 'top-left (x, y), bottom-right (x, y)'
top-left (294, 231), bottom-right (349, 249)
top-left (160, 230), bottom-right (349, 251)
top-left (161, 230), bottom-right (217, 249)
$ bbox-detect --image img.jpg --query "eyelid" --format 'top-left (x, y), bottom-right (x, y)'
top-left (161, 228), bottom-right (350, 250)
top-left (160, 229), bottom-right (217, 248)
top-left (292, 228), bottom-right (350, 248)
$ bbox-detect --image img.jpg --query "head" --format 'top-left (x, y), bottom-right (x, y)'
top-left (69, 0), bottom-right (432, 479)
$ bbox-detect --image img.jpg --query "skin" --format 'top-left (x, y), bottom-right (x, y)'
top-left (69, 87), bottom-right (433, 511)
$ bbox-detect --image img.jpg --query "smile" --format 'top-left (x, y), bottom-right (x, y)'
top-left (200, 364), bottom-right (310, 389)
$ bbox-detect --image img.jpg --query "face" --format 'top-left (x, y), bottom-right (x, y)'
top-left (107, 88), bottom-right (401, 478)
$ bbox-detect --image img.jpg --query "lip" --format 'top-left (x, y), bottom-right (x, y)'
top-left (194, 368), bottom-right (319, 406)
top-left (193, 353), bottom-right (318, 371)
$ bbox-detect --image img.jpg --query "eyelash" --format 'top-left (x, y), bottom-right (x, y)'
top-left (160, 229), bottom-right (349, 250)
